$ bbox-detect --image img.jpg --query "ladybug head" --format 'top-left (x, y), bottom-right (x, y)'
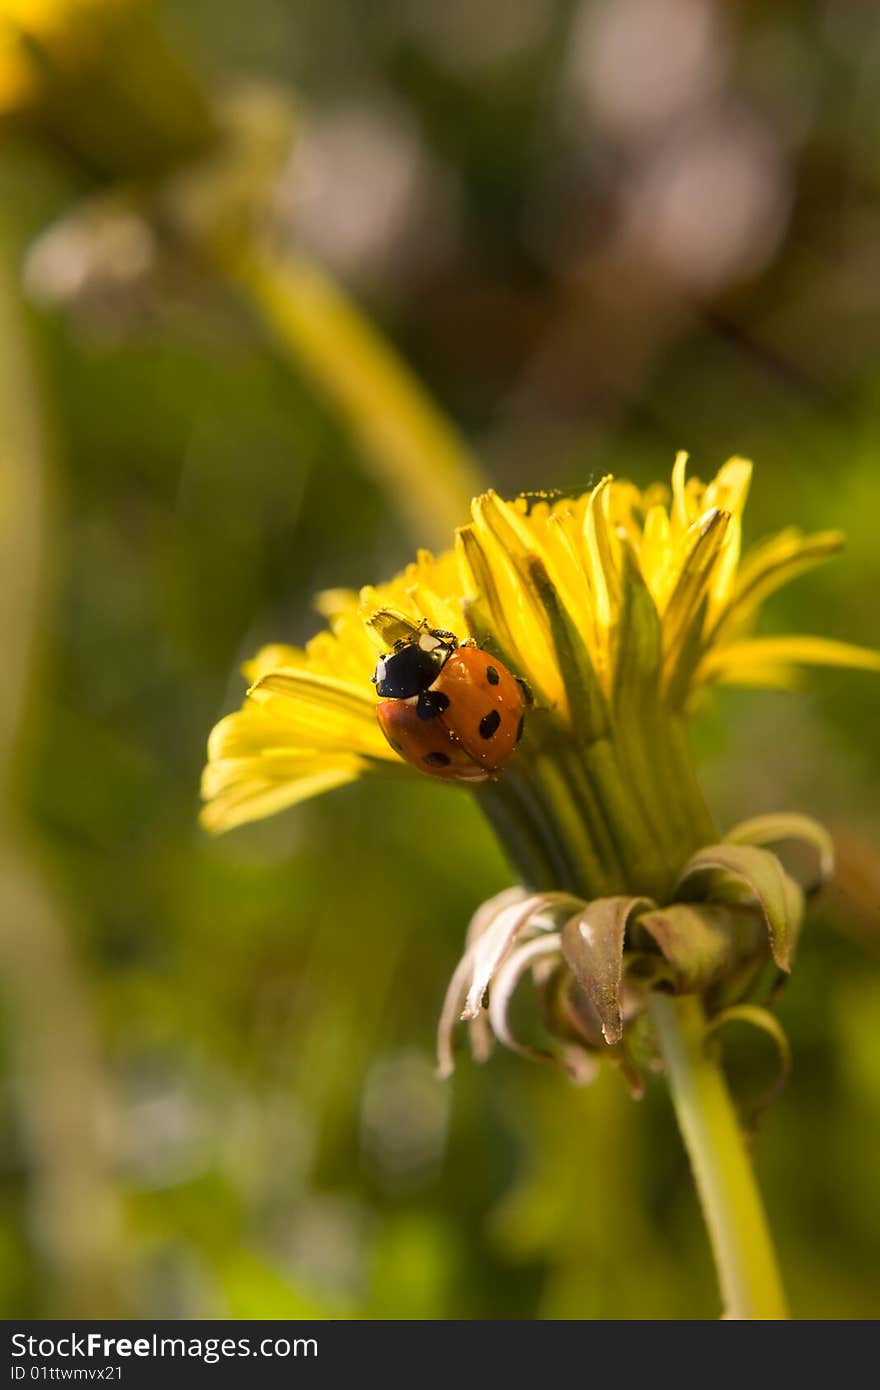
top-left (371, 629), bottom-right (457, 699)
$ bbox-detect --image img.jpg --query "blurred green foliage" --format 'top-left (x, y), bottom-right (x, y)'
top-left (1, 0), bottom-right (879, 1319)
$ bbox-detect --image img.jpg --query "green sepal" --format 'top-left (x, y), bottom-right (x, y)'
top-left (724, 812), bottom-right (834, 888)
top-left (561, 896), bottom-right (654, 1044)
top-left (704, 1005), bottom-right (793, 1129)
top-left (674, 842), bottom-right (804, 972)
top-left (665, 593), bottom-right (710, 709)
top-left (529, 556), bottom-right (610, 744)
top-left (634, 902), bottom-right (764, 993)
top-left (613, 542), bottom-right (662, 715)
top-left (662, 508), bottom-right (730, 684)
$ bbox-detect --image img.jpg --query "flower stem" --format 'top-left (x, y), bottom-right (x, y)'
top-left (648, 993), bottom-right (788, 1320)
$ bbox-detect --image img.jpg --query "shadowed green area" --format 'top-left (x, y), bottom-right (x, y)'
top-left (0, 0), bottom-right (878, 1320)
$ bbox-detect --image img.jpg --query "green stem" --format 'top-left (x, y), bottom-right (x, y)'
top-left (649, 994), bottom-right (788, 1320)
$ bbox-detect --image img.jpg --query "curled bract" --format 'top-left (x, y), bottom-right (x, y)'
top-left (437, 814), bottom-right (831, 1088)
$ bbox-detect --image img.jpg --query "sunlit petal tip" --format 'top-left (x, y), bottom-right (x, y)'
top-left (719, 454), bottom-right (753, 475)
top-left (708, 456), bottom-right (753, 515)
top-left (584, 477), bottom-right (621, 629)
top-left (671, 450), bottom-right (690, 526)
top-left (313, 587), bottom-right (359, 619)
top-left (470, 489), bottom-right (500, 526)
top-left (205, 710), bottom-right (243, 762)
top-left (241, 643), bottom-right (303, 683)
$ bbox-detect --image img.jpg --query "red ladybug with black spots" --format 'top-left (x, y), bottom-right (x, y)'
top-left (371, 627), bottom-right (526, 782)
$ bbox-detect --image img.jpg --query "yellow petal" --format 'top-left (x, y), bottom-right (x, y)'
top-left (661, 509), bottom-right (729, 689)
top-left (709, 513), bottom-right (741, 611)
top-left (456, 526), bottom-right (526, 671)
top-left (671, 451), bottom-right (690, 533)
top-left (247, 669), bottom-right (392, 758)
top-left (639, 503), bottom-right (672, 607)
top-left (466, 497), bottom-right (563, 704)
top-left (711, 529), bottom-right (844, 638)
top-left (705, 456), bottom-right (752, 517)
top-left (202, 451), bottom-right (870, 835)
top-left (242, 643), bottom-right (303, 682)
top-left (545, 511), bottom-right (600, 662)
top-left (313, 587), bottom-right (359, 619)
top-left (700, 635), bottom-right (880, 683)
top-left (477, 491), bottom-right (583, 654)
top-left (200, 765), bottom-right (361, 833)
top-left (582, 476), bottom-right (620, 646)
top-left (708, 663), bottom-right (802, 689)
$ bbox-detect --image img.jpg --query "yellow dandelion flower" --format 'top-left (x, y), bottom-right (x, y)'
top-left (202, 454), bottom-right (879, 899)
top-left (202, 450), bottom-right (876, 1320)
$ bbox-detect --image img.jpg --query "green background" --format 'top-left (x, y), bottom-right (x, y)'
top-left (1, 0), bottom-right (879, 1318)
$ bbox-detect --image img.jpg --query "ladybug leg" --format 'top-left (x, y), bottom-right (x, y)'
top-left (429, 627), bottom-right (459, 644)
top-left (516, 676), bottom-right (535, 708)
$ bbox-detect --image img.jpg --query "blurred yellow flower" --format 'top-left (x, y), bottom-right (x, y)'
top-left (201, 453), bottom-right (880, 837)
top-left (0, 0), bottom-right (144, 115)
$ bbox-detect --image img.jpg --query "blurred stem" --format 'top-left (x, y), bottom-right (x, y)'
top-left (0, 223), bottom-right (122, 1314)
top-left (649, 994), bottom-right (788, 1320)
top-left (214, 242), bottom-right (483, 548)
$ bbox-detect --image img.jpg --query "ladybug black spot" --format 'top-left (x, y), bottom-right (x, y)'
top-left (389, 739), bottom-right (404, 754)
top-left (479, 710), bottom-right (501, 739)
top-left (417, 689), bottom-right (450, 721)
top-left (424, 751), bottom-right (452, 767)
top-left (486, 665), bottom-right (500, 686)
top-left (515, 714), bottom-right (524, 744)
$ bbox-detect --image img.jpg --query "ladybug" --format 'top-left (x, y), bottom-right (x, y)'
top-left (371, 627), bottom-right (526, 782)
